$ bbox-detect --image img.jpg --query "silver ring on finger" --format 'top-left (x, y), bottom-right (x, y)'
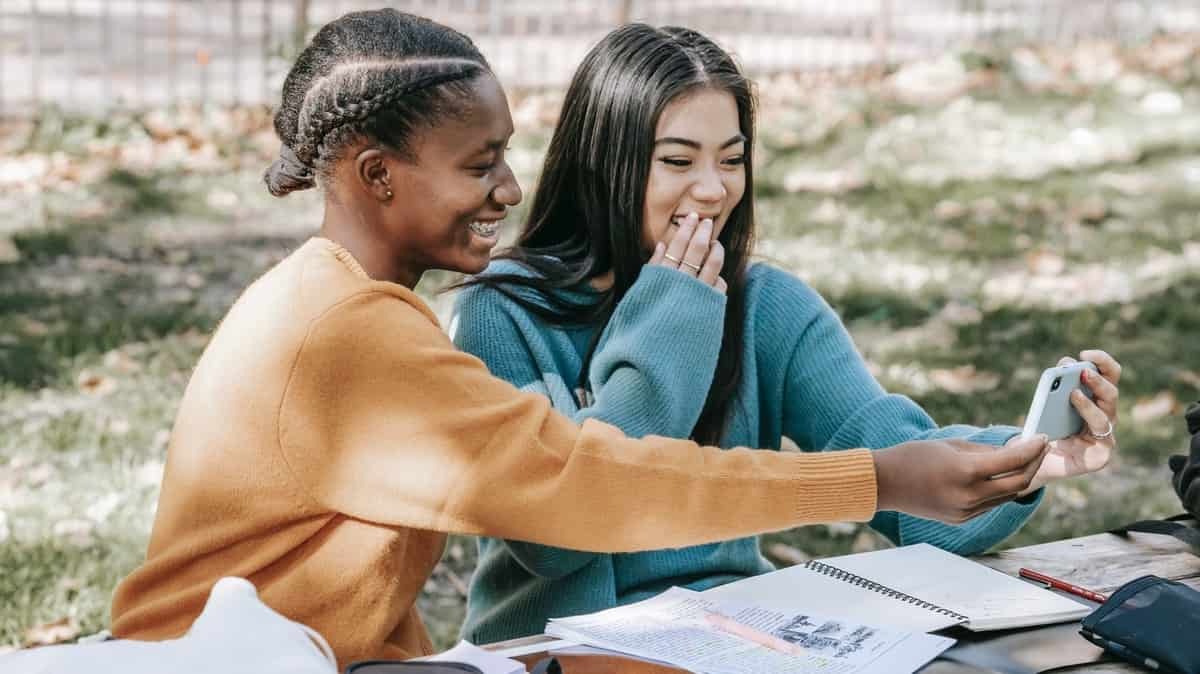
top-left (1089, 420), bottom-right (1114, 440)
top-left (681, 260), bottom-right (702, 273)
top-left (664, 253), bottom-right (682, 265)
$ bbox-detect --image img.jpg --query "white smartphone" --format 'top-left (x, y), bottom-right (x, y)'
top-left (1021, 361), bottom-right (1099, 441)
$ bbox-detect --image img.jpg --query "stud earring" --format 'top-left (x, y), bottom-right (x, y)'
top-left (385, 189), bottom-right (393, 199)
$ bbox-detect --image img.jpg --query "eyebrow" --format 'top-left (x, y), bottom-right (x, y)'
top-left (654, 134), bottom-right (746, 150)
top-left (473, 138), bottom-right (507, 154)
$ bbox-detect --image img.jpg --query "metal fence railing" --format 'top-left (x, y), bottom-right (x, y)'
top-left (1, 0), bottom-right (1198, 117)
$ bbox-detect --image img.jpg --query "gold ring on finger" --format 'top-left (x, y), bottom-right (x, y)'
top-left (1089, 420), bottom-right (1114, 440)
top-left (681, 260), bottom-right (702, 272)
top-left (664, 253), bottom-right (682, 264)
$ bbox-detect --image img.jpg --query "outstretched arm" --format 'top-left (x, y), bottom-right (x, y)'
top-left (279, 289), bottom-right (882, 554)
top-left (771, 272), bottom-right (1041, 555)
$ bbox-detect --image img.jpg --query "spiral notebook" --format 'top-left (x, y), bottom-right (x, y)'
top-left (704, 543), bottom-right (1091, 632)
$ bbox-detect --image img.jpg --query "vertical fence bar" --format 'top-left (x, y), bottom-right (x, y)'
top-left (616, 0), bottom-right (632, 25)
top-left (874, 0), bottom-right (891, 79)
top-left (103, 0), bottom-right (113, 109)
top-left (30, 0), bottom-right (40, 109)
top-left (66, 0), bottom-right (77, 109)
top-left (232, 0), bottom-right (241, 106)
top-left (199, 3), bottom-right (210, 105)
top-left (0, 2), bottom-right (5, 117)
top-left (135, 0), bottom-right (145, 107)
top-left (293, 0), bottom-right (310, 60)
top-left (262, 0), bottom-right (273, 104)
top-left (167, 0), bottom-right (177, 104)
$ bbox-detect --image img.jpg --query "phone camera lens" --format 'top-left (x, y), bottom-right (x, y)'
top-left (1051, 377), bottom-right (1062, 392)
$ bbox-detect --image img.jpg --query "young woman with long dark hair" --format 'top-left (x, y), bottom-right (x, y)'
top-left (454, 24), bottom-right (1121, 644)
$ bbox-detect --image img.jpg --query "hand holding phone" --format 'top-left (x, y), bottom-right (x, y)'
top-left (1021, 361), bottom-right (1100, 441)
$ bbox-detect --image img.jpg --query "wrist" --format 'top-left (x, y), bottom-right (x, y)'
top-left (1019, 474), bottom-right (1048, 498)
top-left (871, 446), bottom-right (901, 513)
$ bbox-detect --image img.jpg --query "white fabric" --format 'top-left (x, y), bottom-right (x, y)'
top-left (0, 577), bottom-right (337, 674)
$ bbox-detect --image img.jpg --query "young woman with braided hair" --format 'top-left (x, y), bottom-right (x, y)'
top-left (110, 10), bottom-right (1051, 667)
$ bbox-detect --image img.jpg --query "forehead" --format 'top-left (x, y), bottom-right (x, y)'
top-left (414, 73), bottom-right (513, 156)
top-left (655, 87), bottom-right (741, 140)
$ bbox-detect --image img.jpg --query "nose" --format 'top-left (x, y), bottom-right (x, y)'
top-left (690, 165), bottom-right (726, 205)
top-left (491, 162), bottom-right (523, 207)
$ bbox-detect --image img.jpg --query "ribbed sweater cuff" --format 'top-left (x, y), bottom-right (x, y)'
top-left (964, 425), bottom-right (1021, 447)
top-left (602, 264), bottom-right (726, 387)
top-left (633, 265), bottom-right (726, 316)
top-left (792, 448), bottom-right (877, 523)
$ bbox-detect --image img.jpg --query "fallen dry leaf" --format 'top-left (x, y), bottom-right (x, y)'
top-left (0, 236), bottom-right (19, 263)
top-left (24, 463), bottom-right (54, 487)
top-left (53, 519), bottom-right (95, 547)
top-left (933, 199), bottom-right (967, 221)
top-left (809, 198), bottom-right (845, 225)
top-left (937, 301), bottom-right (983, 326)
top-left (1173, 370), bottom-right (1200, 389)
top-left (782, 166), bottom-right (867, 195)
top-left (929, 365), bottom-right (1001, 394)
top-left (17, 317), bottom-right (50, 336)
top-left (23, 617), bottom-right (79, 647)
top-left (76, 370), bottom-right (117, 396)
top-left (766, 543), bottom-right (810, 566)
top-left (1026, 250), bottom-right (1066, 276)
top-left (102, 349), bottom-right (142, 374)
top-left (1132, 391), bottom-right (1179, 424)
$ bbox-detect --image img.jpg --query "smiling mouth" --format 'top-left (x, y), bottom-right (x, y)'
top-left (468, 220), bottom-right (501, 237)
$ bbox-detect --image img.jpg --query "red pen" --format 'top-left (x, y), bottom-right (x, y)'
top-left (1019, 567), bottom-right (1109, 603)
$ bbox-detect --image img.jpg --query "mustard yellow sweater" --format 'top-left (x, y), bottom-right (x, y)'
top-left (110, 238), bottom-right (877, 668)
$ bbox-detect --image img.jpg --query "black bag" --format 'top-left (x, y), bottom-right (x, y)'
top-left (1080, 574), bottom-right (1200, 674)
top-left (1111, 401), bottom-right (1200, 553)
top-left (1171, 400), bottom-right (1200, 518)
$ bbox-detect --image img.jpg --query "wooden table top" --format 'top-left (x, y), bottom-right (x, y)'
top-left (484, 524), bottom-right (1200, 673)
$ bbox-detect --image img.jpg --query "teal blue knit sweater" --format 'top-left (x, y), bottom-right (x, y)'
top-left (451, 260), bottom-right (1041, 645)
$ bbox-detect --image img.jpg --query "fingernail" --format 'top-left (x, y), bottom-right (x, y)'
top-left (688, 212), bottom-right (699, 222)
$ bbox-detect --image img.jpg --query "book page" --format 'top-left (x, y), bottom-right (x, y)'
top-left (545, 587), bottom-right (954, 674)
top-left (824, 544), bottom-right (1090, 630)
top-left (703, 560), bottom-right (962, 632)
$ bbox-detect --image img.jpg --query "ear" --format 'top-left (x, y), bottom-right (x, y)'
top-left (354, 148), bottom-right (394, 202)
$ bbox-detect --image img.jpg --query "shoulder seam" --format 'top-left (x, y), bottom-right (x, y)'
top-left (275, 289), bottom-right (420, 509)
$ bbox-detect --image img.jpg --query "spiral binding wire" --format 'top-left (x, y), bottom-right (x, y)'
top-left (804, 560), bottom-right (970, 623)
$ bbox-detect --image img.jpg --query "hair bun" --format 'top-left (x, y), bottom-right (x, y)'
top-left (263, 144), bottom-right (316, 197)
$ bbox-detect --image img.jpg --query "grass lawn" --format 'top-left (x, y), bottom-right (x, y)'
top-left (1, 41), bottom-right (1198, 651)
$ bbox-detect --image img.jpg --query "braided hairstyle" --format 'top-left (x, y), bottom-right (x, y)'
top-left (264, 9), bottom-right (490, 197)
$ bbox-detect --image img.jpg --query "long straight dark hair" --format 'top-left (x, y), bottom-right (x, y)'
top-left (461, 24), bottom-right (756, 445)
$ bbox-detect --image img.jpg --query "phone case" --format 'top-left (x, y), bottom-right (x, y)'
top-left (1021, 362), bottom-right (1098, 441)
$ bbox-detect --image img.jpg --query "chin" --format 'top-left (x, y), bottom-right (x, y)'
top-left (458, 256), bottom-right (491, 275)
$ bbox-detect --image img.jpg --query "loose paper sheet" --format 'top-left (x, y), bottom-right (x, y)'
top-left (546, 587), bottom-right (954, 674)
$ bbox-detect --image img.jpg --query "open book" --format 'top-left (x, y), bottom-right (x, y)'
top-left (704, 543), bottom-right (1091, 632)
